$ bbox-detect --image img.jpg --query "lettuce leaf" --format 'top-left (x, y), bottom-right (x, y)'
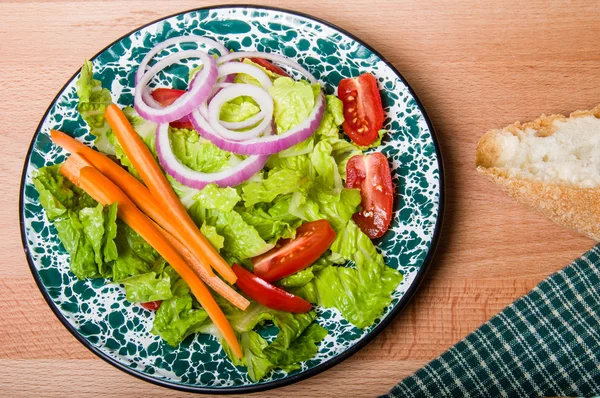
top-left (240, 331), bottom-right (279, 381)
top-left (263, 311), bottom-right (316, 364)
top-left (215, 299), bottom-right (327, 381)
top-left (208, 210), bottom-right (273, 259)
top-left (76, 60), bottom-right (115, 155)
top-left (102, 203), bottom-right (119, 266)
top-left (120, 260), bottom-right (186, 303)
top-left (152, 294), bottom-right (209, 346)
top-left (294, 221), bottom-right (403, 328)
top-left (32, 165), bottom-right (97, 220)
top-left (195, 184), bottom-right (240, 212)
top-left (200, 223), bottom-right (225, 252)
top-left (79, 203), bottom-right (106, 267)
top-left (268, 77), bottom-right (320, 134)
top-left (168, 128), bottom-right (232, 173)
top-left (219, 96), bottom-right (261, 123)
top-left (239, 210), bottom-right (296, 242)
top-left (54, 211), bottom-right (99, 279)
top-left (267, 323), bottom-right (328, 366)
top-left (242, 168), bottom-right (312, 207)
top-left (311, 140), bottom-right (343, 194)
top-left (110, 222), bottom-right (157, 281)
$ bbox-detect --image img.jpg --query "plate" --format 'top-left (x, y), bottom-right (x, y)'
top-left (19, 5), bottom-right (444, 394)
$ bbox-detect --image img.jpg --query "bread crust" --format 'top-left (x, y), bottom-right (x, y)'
top-left (475, 104), bottom-right (600, 241)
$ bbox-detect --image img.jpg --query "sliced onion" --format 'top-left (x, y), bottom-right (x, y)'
top-left (156, 123), bottom-right (269, 189)
top-left (218, 62), bottom-right (272, 88)
top-left (191, 92), bottom-right (325, 155)
top-left (135, 36), bottom-right (228, 110)
top-left (135, 36), bottom-right (228, 84)
top-left (207, 84), bottom-right (273, 141)
top-left (218, 51), bottom-right (318, 84)
top-left (135, 50), bottom-right (218, 123)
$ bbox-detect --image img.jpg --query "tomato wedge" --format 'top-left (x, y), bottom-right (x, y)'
top-left (252, 220), bottom-right (336, 282)
top-left (232, 264), bottom-right (312, 313)
top-left (338, 73), bottom-right (385, 146)
top-left (150, 88), bottom-right (194, 129)
top-left (346, 152), bottom-right (394, 239)
top-left (140, 300), bottom-right (162, 311)
top-left (246, 58), bottom-right (290, 77)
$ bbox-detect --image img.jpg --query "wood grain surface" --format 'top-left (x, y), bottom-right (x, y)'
top-left (1, 1), bottom-right (599, 396)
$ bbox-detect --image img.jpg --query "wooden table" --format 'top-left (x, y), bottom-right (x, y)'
top-left (1, 0), bottom-right (599, 396)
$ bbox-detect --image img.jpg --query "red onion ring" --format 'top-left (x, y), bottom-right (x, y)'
top-left (218, 51), bottom-right (318, 84)
top-left (134, 50), bottom-right (218, 123)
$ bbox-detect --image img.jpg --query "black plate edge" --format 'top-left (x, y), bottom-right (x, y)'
top-left (18, 4), bottom-right (446, 395)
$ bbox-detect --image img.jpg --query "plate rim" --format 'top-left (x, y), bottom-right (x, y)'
top-left (19, 4), bottom-right (445, 394)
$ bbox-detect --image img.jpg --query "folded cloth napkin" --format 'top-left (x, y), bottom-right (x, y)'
top-left (386, 245), bottom-right (600, 397)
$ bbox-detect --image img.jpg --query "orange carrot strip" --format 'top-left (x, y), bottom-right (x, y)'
top-left (153, 221), bottom-right (250, 311)
top-left (50, 129), bottom-right (216, 278)
top-left (59, 150), bottom-right (93, 185)
top-left (60, 157), bottom-right (242, 358)
top-left (103, 106), bottom-right (237, 284)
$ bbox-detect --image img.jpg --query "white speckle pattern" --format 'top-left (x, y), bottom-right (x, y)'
top-left (20, 6), bottom-right (441, 391)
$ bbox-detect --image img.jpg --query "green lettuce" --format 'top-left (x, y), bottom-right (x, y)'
top-left (268, 77), bottom-right (320, 134)
top-left (315, 95), bottom-right (344, 139)
top-left (120, 259), bottom-right (189, 303)
top-left (200, 223), bottom-right (225, 252)
top-left (294, 221), bottom-right (403, 328)
top-left (215, 299), bottom-right (328, 381)
top-left (79, 203), bottom-right (106, 267)
top-left (76, 60), bottom-right (115, 154)
top-left (311, 140), bottom-right (343, 194)
top-left (195, 184), bottom-right (240, 212)
top-left (168, 128), bottom-right (232, 173)
top-left (32, 165), bottom-right (97, 220)
top-left (219, 96), bottom-right (261, 124)
top-left (239, 210), bottom-right (296, 242)
top-left (209, 210), bottom-right (273, 259)
top-left (152, 294), bottom-right (209, 346)
top-left (110, 222), bottom-right (158, 281)
top-left (241, 168), bottom-right (312, 207)
top-left (54, 211), bottom-right (99, 279)
top-left (101, 203), bottom-right (119, 268)
top-left (240, 331), bottom-right (280, 381)
top-left (267, 323), bottom-right (328, 366)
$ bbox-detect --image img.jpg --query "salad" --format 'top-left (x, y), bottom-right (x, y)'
top-left (33, 36), bottom-right (402, 381)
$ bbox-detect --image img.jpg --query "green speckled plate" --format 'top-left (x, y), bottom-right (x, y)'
top-left (19, 5), bottom-right (444, 394)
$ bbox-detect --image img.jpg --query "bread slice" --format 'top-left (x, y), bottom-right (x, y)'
top-left (476, 104), bottom-right (600, 240)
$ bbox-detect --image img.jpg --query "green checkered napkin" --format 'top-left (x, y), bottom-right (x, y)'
top-left (386, 245), bottom-right (600, 397)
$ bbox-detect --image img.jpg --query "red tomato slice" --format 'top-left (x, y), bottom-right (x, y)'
top-left (338, 73), bottom-right (385, 146)
top-left (150, 88), bottom-right (194, 130)
top-left (232, 264), bottom-right (312, 313)
top-left (246, 58), bottom-right (290, 77)
top-left (252, 220), bottom-right (336, 282)
top-left (140, 300), bottom-right (162, 311)
top-left (346, 152), bottom-right (394, 239)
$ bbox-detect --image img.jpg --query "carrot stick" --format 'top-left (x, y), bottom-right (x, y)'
top-left (60, 152), bottom-right (247, 310)
top-left (60, 157), bottom-right (242, 358)
top-left (59, 150), bottom-right (93, 185)
top-left (103, 106), bottom-right (237, 284)
top-left (153, 221), bottom-right (250, 311)
top-left (50, 129), bottom-right (216, 279)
